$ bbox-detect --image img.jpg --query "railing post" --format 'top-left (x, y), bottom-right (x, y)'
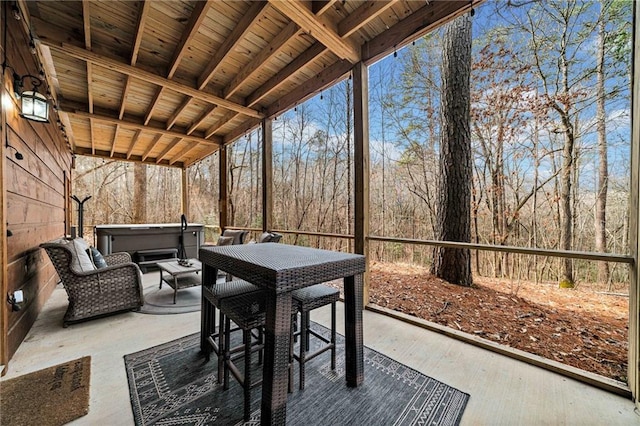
top-left (262, 118), bottom-right (273, 232)
top-left (353, 61), bottom-right (370, 306)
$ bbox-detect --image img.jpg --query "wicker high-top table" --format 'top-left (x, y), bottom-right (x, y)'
top-left (199, 243), bottom-right (366, 426)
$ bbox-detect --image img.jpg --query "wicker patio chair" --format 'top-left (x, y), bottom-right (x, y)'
top-left (221, 229), bottom-right (249, 245)
top-left (40, 238), bottom-right (144, 327)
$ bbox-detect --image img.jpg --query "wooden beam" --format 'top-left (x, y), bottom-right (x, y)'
top-left (118, 81), bottom-right (131, 119)
top-left (269, 0), bottom-right (360, 63)
top-left (166, 97), bottom-right (191, 130)
top-left (110, 124), bottom-right (120, 157)
top-left (44, 43), bottom-right (264, 119)
top-left (312, 0), bottom-right (338, 15)
top-left (262, 119), bottom-right (273, 231)
top-left (64, 110), bottom-right (222, 146)
top-left (81, 0), bottom-right (93, 114)
top-left (130, 0), bottom-right (151, 66)
top-left (119, 1), bottom-right (151, 121)
top-left (246, 42), bottom-right (327, 107)
top-left (74, 146), bottom-right (182, 168)
top-left (171, 142), bottom-right (199, 166)
top-left (144, 87), bottom-right (165, 125)
top-left (89, 117), bottom-right (95, 154)
top-left (188, 105), bottom-right (217, 135)
top-left (142, 133), bottom-right (163, 161)
top-left (353, 61), bottom-right (370, 305)
top-left (221, 116), bottom-right (262, 146)
top-left (140, 2), bottom-right (212, 131)
top-left (82, 0), bottom-right (91, 48)
top-left (184, 144), bottom-right (219, 168)
top-left (156, 137), bottom-right (182, 163)
top-left (223, 22), bottom-right (301, 99)
top-left (265, 58), bottom-right (352, 118)
top-left (198, 1), bottom-right (268, 89)
top-left (205, 110), bottom-right (238, 139)
top-left (362, 1), bottom-right (471, 65)
top-left (168, 0), bottom-right (213, 79)
top-left (127, 129), bottom-right (142, 159)
top-left (338, 0), bottom-right (399, 38)
top-left (250, 0), bottom-right (386, 108)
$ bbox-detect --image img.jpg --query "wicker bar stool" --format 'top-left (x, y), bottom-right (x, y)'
top-left (202, 279), bottom-right (262, 383)
top-left (289, 284), bottom-right (340, 391)
top-left (218, 289), bottom-right (267, 422)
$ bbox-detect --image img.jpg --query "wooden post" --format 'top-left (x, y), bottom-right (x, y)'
top-left (353, 62), bottom-right (370, 306)
top-left (629, 0), bottom-right (640, 407)
top-left (219, 145), bottom-right (228, 231)
top-left (181, 167), bottom-right (189, 219)
top-left (262, 119), bottom-right (273, 232)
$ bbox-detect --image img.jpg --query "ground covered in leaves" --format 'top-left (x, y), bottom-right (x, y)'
top-left (368, 262), bottom-right (629, 382)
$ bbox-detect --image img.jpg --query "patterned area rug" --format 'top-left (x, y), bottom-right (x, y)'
top-left (125, 324), bottom-right (469, 425)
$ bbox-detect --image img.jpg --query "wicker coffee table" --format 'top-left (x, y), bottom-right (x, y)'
top-left (199, 243), bottom-right (366, 426)
top-left (158, 259), bottom-right (202, 304)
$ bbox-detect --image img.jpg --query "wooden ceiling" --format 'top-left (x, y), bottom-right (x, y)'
top-left (23, 0), bottom-right (474, 168)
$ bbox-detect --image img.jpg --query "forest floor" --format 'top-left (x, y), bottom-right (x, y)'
top-left (367, 261), bottom-right (629, 383)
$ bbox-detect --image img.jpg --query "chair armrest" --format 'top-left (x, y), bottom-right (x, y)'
top-left (103, 252), bottom-right (132, 266)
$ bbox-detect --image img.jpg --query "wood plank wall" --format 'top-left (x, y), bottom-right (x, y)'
top-left (1, 5), bottom-right (72, 369)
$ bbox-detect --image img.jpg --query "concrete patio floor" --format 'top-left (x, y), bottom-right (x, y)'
top-left (2, 271), bottom-right (639, 425)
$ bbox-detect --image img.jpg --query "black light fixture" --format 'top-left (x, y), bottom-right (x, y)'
top-left (5, 142), bottom-right (24, 160)
top-left (13, 73), bottom-right (49, 123)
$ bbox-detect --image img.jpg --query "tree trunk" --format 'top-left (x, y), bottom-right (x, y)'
top-left (595, 12), bottom-right (610, 286)
top-left (132, 162), bottom-right (147, 223)
top-left (430, 13), bottom-right (473, 286)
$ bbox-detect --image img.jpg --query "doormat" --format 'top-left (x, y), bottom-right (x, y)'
top-left (0, 356), bottom-right (91, 426)
top-left (125, 324), bottom-right (469, 425)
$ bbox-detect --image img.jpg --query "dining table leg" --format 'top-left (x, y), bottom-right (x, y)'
top-left (261, 291), bottom-right (292, 426)
top-left (344, 274), bottom-right (364, 387)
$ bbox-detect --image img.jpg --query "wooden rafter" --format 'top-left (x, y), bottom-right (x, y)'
top-left (165, 1), bottom-right (268, 135)
top-left (197, 1), bottom-right (268, 90)
top-left (268, 0), bottom-right (360, 63)
top-left (44, 44), bottom-right (264, 119)
top-left (156, 137), bottom-right (182, 163)
top-left (141, 0), bottom-right (213, 132)
top-left (127, 129), bottom-right (142, 159)
top-left (144, 87), bottom-right (165, 125)
top-left (188, 105), bottom-right (217, 135)
top-left (170, 142), bottom-right (199, 166)
top-left (362, 0), bottom-right (472, 65)
top-left (25, 0), bottom-right (476, 165)
top-left (168, 0), bottom-right (213, 79)
top-left (64, 110), bottom-right (222, 146)
top-left (89, 117), bottom-right (95, 154)
top-left (142, 134), bottom-right (163, 161)
top-left (110, 124), bottom-right (120, 157)
top-left (223, 22), bottom-right (300, 99)
top-left (81, 0), bottom-right (93, 114)
top-left (338, 0), bottom-right (399, 38)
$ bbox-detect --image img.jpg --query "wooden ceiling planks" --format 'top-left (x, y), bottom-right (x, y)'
top-left (24, 0), bottom-right (475, 169)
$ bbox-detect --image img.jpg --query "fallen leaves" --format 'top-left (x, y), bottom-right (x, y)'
top-left (368, 262), bottom-right (629, 382)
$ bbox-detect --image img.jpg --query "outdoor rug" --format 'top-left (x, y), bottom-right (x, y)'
top-left (0, 356), bottom-right (91, 426)
top-left (125, 323), bottom-right (469, 425)
top-left (139, 282), bottom-right (202, 314)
